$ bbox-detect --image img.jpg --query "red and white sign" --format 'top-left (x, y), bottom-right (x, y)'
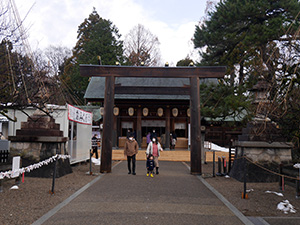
top-left (67, 104), bottom-right (92, 125)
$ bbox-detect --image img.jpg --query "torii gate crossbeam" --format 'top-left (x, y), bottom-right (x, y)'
top-left (80, 65), bottom-right (226, 174)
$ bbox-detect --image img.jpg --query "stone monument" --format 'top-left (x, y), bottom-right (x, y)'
top-left (9, 109), bottom-right (72, 177)
top-left (230, 80), bottom-right (293, 182)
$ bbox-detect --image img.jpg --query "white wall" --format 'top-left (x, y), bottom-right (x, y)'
top-left (6, 107), bottom-right (69, 137)
top-left (51, 108), bottom-right (69, 138)
top-left (74, 123), bottom-right (92, 163)
top-left (7, 109), bottom-right (29, 136)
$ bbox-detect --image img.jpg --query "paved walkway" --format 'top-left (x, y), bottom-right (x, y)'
top-left (33, 161), bottom-right (253, 225)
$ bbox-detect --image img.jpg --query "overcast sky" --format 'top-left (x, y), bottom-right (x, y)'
top-left (15, 0), bottom-right (210, 66)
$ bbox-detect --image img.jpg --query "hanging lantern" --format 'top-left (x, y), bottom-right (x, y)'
top-left (100, 107), bottom-right (104, 116)
top-left (113, 107), bottom-right (119, 116)
top-left (128, 107), bottom-right (134, 116)
top-left (187, 108), bottom-right (190, 117)
top-left (157, 108), bottom-right (163, 117)
top-left (172, 108), bottom-right (178, 117)
top-left (143, 108), bottom-right (149, 117)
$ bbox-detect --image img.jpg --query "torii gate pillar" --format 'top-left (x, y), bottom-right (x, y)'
top-left (100, 76), bottom-right (115, 173)
top-left (190, 77), bottom-right (202, 174)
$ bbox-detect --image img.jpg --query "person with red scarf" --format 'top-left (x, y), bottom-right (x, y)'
top-left (146, 136), bottom-right (163, 174)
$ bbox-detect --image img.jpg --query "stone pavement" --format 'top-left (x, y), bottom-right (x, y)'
top-left (33, 161), bottom-right (254, 225)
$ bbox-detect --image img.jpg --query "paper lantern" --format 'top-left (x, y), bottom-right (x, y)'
top-left (113, 107), bottom-right (119, 116)
top-left (172, 108), bottom-right (178, 117)
top-left (157, 108), bottom-right (163, 117)
top-left (143, 108), bottom-right (149, 116)
top-left (128, 107), bottom-right (134, 116)
top-left (100, 107), bottom-right (104, 116)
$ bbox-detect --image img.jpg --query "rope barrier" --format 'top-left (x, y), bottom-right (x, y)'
top-left (233, 155), bottom-right (300, 181)
top-left (0, 154), bottom-right (70, 180)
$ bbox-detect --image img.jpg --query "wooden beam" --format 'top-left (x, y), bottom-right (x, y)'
top-left (115, 86), bottom-right (190, 95)
top-left (80, 64), bottom-right (226, 78)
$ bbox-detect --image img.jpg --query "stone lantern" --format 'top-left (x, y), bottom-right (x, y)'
top-left (229, 79), bottom-right (293, 182)
top-left (251, 79), bottom-right (270, 104)
top-left (249, 79), bottom-right (271, 121)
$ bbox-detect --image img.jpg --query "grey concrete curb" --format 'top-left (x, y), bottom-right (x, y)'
top-left (31, 161), bottom-right (121, 225)
top-left (182, 162), bottom-right (254, 225)
top-left (248, 217), bottom-right (270, 225)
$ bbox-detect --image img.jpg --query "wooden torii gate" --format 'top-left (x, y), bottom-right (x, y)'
top-left (80, 65), bottom-right (226, 174)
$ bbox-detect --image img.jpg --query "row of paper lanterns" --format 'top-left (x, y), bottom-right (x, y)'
top-left (100, 107), bottom-right (191, 117)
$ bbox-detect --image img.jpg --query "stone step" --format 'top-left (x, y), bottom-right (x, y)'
top-left (16, 129), bottom-right (63, 137)
top-left (21, 121), bottom-right (60, 130)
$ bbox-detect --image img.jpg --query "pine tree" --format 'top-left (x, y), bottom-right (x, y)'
top-left (194, 0), bottom-right (300, 85)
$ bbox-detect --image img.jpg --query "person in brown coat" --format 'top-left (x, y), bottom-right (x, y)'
top-left (124, 133), bottom-right (139, 175)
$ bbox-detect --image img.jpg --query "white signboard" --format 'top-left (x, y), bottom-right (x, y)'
top-left (11, 156), bottom-right (21, 178)
top-left (121, 122), bottom-right (133, 129)
top-left (68, 104), bottom-right (92, 125)
top-left (175, 123), bottom-right (186, 129)
top-left (142, 120), bottom-right (166, 127)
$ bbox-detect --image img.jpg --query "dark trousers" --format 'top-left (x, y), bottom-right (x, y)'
top-left (92, 146), bottom-right (98, 159)
top-left (127, 154), bottom-right (136, 173)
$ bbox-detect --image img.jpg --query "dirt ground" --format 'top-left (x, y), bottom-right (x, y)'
top-left (201, 162), bottom-right (300, 218)
top-left (1, 161), bottom-right (300, 225)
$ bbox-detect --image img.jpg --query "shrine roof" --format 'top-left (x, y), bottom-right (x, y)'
top-left (84, 77), bottom-right (217, 101)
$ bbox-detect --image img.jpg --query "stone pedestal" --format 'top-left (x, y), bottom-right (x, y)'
top-left (9, 113), bottom-right (71, 178)
top-left (230, 141), bottom-right (293, 182)
top-left (235, 141), bottom-right (292, 163)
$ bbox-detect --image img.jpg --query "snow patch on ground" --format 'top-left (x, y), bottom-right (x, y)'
top-left (265, 190), bottom-right (284, 197)
top-left (10, 185), bottom-right (19, 190)
top-left (205, 141), bottom-right (231, 152)
top-left (91, 158), bottom-right (101, 165)
top-left (277, 200), bottom-right (296, 214)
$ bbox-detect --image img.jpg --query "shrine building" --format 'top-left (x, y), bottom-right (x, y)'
top-left (84, 71), bottom-right (218, 150)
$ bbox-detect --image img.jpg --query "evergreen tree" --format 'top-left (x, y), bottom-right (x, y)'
top-left (194, 0), bottom-right (300, 150)
top-left (62, 8), bottom-right (124, 103)
top-left (194, 0), bottom-right (300, 85)
top-left (176, 57), bottom-right (194, 67)
top-left (200, 81), bottom-right (252, 126)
